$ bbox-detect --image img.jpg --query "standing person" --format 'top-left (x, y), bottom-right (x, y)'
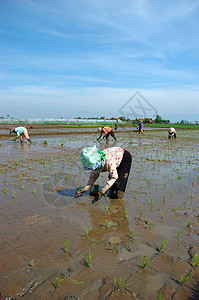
top-left (138, 119), bottom-right (144, 134)
top-left (168, 127), bottom-right (176, 139)
top-left (77, 146), bottom-right (132, 199)
top-left (115, 120), bottom-right (118, 130)
top-left (10, 126), bottom-right (31, 143)
top-left (97, 127), bottom-right (117, 141)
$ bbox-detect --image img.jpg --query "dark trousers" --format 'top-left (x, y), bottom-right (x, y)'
top-left (110, 150), bottom-right (132, 198)
top-left (105, 130), bottom-right (117, 140)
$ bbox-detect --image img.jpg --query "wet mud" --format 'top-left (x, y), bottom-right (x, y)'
top-left (0, 127), bottom-right (198, 299)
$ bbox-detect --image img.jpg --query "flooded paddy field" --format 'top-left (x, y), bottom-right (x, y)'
top-left (0, 128), bottom-right (198, 299)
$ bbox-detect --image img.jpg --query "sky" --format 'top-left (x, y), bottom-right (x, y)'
top-left (0, 0), bottom-right (199, 122)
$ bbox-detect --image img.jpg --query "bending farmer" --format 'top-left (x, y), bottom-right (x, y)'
top-left (97, 127), bottom-right (117, 141)
top-left (10, 126), bottom-right (31, 143)
top-left (77, 146), bottom-right (132, 199)
top-left (168, 127), bottom-right (176, 139)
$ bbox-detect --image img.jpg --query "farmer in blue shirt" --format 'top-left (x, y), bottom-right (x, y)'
top-left (10, 126), bottom-right (31, 143)
top-left (138, 119), bottom-right (144, 134)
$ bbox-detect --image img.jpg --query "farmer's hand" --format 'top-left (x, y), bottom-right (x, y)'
top-left (76, 185), bottom-right (91, 196)
top-left (100, 184), bottom-right (110, 195)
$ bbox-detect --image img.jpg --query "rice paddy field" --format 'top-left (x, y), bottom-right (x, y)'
top-left (0, 126), bottom-right (198, 299)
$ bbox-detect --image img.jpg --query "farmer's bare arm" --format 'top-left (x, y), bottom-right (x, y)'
top-left (77, 185), bottom-right (92, 195)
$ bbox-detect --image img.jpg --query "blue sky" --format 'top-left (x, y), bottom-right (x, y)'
top-left (0, 0), bottom-right (199, 121)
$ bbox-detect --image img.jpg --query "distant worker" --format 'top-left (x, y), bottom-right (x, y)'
top-left (168, 127), bottom-right (176, 139)
top-left (10, 126), bottom-right (31, 143)
top-left (115, 120), bottom-right (118, 130)
top-left (77, 146), bottom-right (132, 199)
top-left (97, 127), bottom-right (117, 141)
top-left (138, 119), bottom-right (144, 134)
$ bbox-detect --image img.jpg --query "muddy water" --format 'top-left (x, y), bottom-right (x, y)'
top-left (0, 129), bottom-right (198, 299)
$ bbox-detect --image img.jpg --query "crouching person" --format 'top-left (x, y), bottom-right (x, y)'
top-left (168, 127), bottom-right (176, 139)
top-left (77, 146), bottom-right (132, 199)
top-left (10, 126), bottom-right (31, 143)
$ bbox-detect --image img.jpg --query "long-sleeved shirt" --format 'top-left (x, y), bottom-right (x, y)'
top-left (139, 122), bottom-right (144, 129)
top-left (87, 147), bottom-right (125, 188)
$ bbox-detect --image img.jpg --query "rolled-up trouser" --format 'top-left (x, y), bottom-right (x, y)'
top-left (110, 150), bottom-right (132, 199)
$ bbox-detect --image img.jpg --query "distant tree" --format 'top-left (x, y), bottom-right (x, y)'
top-left (180, 120), bottom-right (190, 124)
top-left (154, 115), bottom-right (162, 123)
top-left (119, 116), bottom-right (126, 122)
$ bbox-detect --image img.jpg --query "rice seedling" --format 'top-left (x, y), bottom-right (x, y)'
top-left (55, 277), bottom-right (63, 289)
top-left (109, 243), bottom-right (116, 251)
top-left (177, 229), bottom-right (181, 238)
top-left (156, 186), bottom-right (158, 192)
top-left (187, 220), bottom-right (192, 228)
top-left (158, 240), bottom-right (168, 253)
top-left (124, 210), bottom-right (128, 219)
top-left (149, 198), bottom-right (154, 206)
top-left (83, 228), bottom-right (88, 239)
top-left (161, 211), bottom-right (164, 219)
top-left (86, 250), bottom-right (93, 268)
top-left (164, 182), bottom-right (166, 188)
top-left (148, 221), bottom-right (152, 229)
top-left (22, 184), bottom-right (24, 190)
top-left (184, 198), bottom-right (188, 205)
top-left (33, 188), bottom-right (36, 195)
top-left (71, 279), bottom-right (84, 284)
top-left (135, 194), bottom-right (137, 200)
top-left (140, 205), bottom-right (143, 213)
top-left (179, 184), bottom-right (182, 191)
top-left (113, 277), bottom-right (131, 290)
top-left (3, 187), bottom-right (6, 194)
top-left (170, 188), bottom-right (173, 195)
top-left (29, 259), bottom-right (34, 267)
top-left (141, 256), bottom-right (151, 268)
top-left (158, 294), bottom-right (163, 300)
top-left (174, 205), bottom-right (179, 212)
top-left (192, 253), bottom-right (198, 268)
top-left (131, 229), bottom-right (135, 239)
top-left (64, 240), bottom-right (69, 252)
top-left (147, 178), bottom-right (150, 184)
top-left (105, 220), bottom-right (109, 228)
top-left (180, 271), bottom-right (191, 285)
top-left (13, 191), bottom-right (16, 198)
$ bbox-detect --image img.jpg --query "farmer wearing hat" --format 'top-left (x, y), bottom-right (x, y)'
top-left (168, 127), bottom-right (176, 139)
top-left (97, 127), bottom-right (117, 141)
top-left (138, 119), bottom-right (144, 134)
top-left (10, 126), bottom-right (31, 143)
top-left (77, 146), bottom-right (132, 199)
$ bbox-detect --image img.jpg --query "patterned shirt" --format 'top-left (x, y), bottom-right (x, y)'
top-left (168, 127), bottom-right (176, 134)
top-left (87, 147), bottom-right (125, 187)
